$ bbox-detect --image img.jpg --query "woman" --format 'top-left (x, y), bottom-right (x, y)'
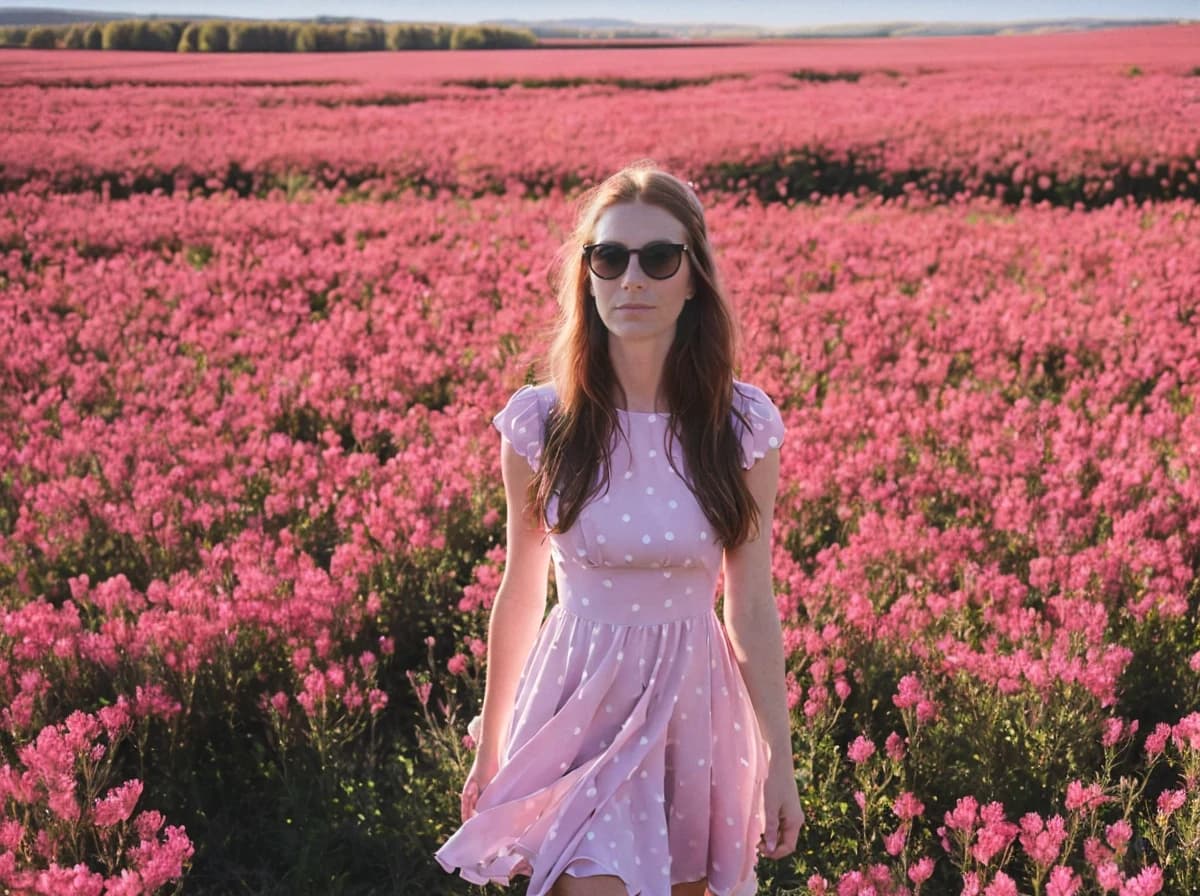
top-left (435, 162), bottom-right (803, 896)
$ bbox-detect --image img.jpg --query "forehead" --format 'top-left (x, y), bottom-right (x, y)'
top-left (591, 201), bottom-right (686, 245)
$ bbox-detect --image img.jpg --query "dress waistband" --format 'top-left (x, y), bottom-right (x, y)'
top-left (555, 566), bottom-right (716, 626)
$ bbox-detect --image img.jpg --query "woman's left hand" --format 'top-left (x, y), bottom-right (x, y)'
top-left (759, 761), bottom-right (804, 860)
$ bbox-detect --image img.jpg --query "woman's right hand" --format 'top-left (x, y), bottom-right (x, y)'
top-left (461, 747), bottom-right (500, 821)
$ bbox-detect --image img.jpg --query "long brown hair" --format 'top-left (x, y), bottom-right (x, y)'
top-left (530, 161), bottom-right (759, 548)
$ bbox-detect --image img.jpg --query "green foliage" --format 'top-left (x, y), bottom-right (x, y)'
top-left (101, 20), bottom-right (136, 50)
top-left (197, 21), bottom-right (229, 53)
top-left (24, 26), bottom-right (57, 49)
top-left (177, 22), bottom-right (199, 52)
top-left (0, 27), bottom-right (29, 47)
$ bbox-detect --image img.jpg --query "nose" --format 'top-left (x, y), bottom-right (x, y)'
top-left (621, 254), bottom-right (647, 290)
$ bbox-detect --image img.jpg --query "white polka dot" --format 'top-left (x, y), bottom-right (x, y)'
top-left (550, 828), bottom-right (558, 838)
top-left (602, 494), bottom-right (610, 503)
top-left (640, 736), bottom-right (649, 744)
top-left (586, 831), bottom-right (595, 840)
top-left (714, 862), bottom-right (722, 872)
top-left (698, 758), bottom-right (705, 766)
top-left (668, 499), bottom-right (678, 509)
top-left (642, 534), bottom-right (651, 544)
top-left (603, 579), bottom-right (613, 588)
top-left (617, 651), bottom-right (623, 660)
top-left (664, 599), bottom-right (673, 608)
top-left (685, 587), bottom-right (693, 594)
top-left (733, 721), bottom-right (742, 731)
top-left (726, 816), bottom-right (735, 825)
top-left (576, 547), bottom-right (587, 556)
top-left (646, 486), bottom-right (655, 495)
top-left (560, 762), bottom-right (568, 770)
top-left (557, 675), bottom-right (564, 684)
top-left (649, 450), bottom-right (657, 458)
top-left (624, 470), bottom-right (633, 479)
top-left (632, 604), bottom-right (640, 612)
top-left (596, 534), bottom-right (607, 544)
top-left (625, 554), bottom-right (633, 563)
top-left (574, 727), bottom-right (581, 735)
top-left (518, 426), bottom-right (527, 434)
top-left (696, 686), bottom-right (703, 695)
top-left (605, 704), bottom-right (613, 713)
top-left (648, 415), bottom-right (658, 422)
top-left (640, 770), bottom-right (648, 778)
top-left (622, 513), bottom-right (631, 523)
top-left (699, 531), bottom-right (708, 540)
top-left (740, 757), bottom-right (750, 766)
top-left (664, 531), bottom-right (675, 541)
top-left (586, 787), bottom-right (597, 797)
top-left (768, 436), bottom-right (779, 447)
top-left (662, 866), bottom-right (670, 875)
top-left (581, 597), bottom-right (590, 606)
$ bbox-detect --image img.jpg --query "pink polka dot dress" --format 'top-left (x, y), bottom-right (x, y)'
top-left (435, 381), bottom-right (785, 896)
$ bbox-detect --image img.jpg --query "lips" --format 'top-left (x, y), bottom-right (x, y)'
top-left (617, 303), bottom-right (654, 310)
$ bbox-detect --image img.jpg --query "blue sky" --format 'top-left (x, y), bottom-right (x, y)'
top-left (13, 1), bottom-right (1198, 26)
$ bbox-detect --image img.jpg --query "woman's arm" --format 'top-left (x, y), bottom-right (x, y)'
top-left (461, 437), bottom-right (552, 819)
top-left (722, 447), bottom-right (804, 857)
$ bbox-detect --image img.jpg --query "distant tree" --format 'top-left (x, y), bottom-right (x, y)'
top-left (64, 24), bottom-right (87, 48)
top-left (449, 25), bottom-right (485, 50)
top-left (0, 28), bottom-right (29, 48)
top-left (387, 24), bottom-right (439, 50)
top-left (101, 20), bottom-right (136, 50)
top-left (178, 22), bottom-right (200, 52)
top-left (25, 26), bottom-right (57, 49)
top-left (197, 21), bottom-right (229, 52)
top-left (83, 24), bottom-right (103, 49)
top-left (345, 23), bottom-right (385, 51)
top-left (293, 23), bottom-right (319, 52)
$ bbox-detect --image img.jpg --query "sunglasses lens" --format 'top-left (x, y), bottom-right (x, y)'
top-left (640, 243), bottom-right (683, 279)
top-left (589, 244), bottom-right (629, 279)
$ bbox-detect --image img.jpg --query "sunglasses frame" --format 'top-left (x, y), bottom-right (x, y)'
top-left (582, 241), bottom-right (689, 281)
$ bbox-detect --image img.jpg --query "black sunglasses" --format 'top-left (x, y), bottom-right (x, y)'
top-left (582, 241), bottom-right (688, 280)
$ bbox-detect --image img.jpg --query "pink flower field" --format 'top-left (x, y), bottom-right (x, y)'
top-left (1, 23), bottom-right (1199, 895)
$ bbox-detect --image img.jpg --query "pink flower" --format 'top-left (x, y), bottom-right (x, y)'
top-left (893, 791), bottom-right (925, 821)
top-left (885, 731), bottom-right (907, 761)
top-left (908, 856), bottom-right (935, 885)
top-left (944, 795), bottom-right (979, 833)
top-left (972, 803), bottom-right (1018, 865)
top-left (807, 874), bottom-right (830, 895)
top-left (847, 735), bottom-right (876, 764)
top-left (1105, 819), bottom-right (1132, 853)
top-left (1065, 780), bottom-right (1109, 814)
top-left (984, 871), bottom-right (1018, 896)
top-left (1095, 861), bottom-right (1124, 892)
top-left (1144, 723), bottom-right (1171, 757)
top-left (447, 653), bottom-right (469, 675)
top-left (1046, 866), bottom-right (1081, 896)
top-left (1119, 865), bottom-right (1163, 896)
top-left (1156, 788), bottom-right (1185, 817)
top-left (884, 827), bottom-right (907, 856)
top-left (92, 779), bottom-right (142, 828)
top-left (1019, 812), bottom-right (1067, 867)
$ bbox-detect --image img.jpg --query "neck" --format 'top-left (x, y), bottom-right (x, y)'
top-left (608, 333), bottom-right (672, 413)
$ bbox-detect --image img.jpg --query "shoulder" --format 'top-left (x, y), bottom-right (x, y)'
top-left (492, 382), bottom-right (557, 470)
top-left (731, 380), bottom-right (785, 469)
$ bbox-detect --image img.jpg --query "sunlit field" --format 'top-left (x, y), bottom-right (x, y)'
top-left (1, 24), bottom-right (1199, 895)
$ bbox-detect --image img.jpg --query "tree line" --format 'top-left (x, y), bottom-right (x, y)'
top-left (1, 20), bottom-right (538, 51)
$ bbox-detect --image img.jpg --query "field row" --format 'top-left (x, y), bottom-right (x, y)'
top-left (2, 49), bottom-right (1198, 207)
top-left (2, 188), bottom-right (1199, 890)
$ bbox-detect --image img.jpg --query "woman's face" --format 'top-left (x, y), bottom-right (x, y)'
top-left (587, 201), bottom-right (694, 350)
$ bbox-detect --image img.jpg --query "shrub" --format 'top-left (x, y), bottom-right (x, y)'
top-left (83, 23), bottom-right (103, 49)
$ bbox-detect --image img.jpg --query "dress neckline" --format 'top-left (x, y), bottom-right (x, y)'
top-left (616, 408), bottom-right (670, 419)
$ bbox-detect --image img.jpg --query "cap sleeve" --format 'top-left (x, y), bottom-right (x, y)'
top-left (733, 383), bottom-right (785, 470)
top-left (492, 384), bottom-right (553, 472)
